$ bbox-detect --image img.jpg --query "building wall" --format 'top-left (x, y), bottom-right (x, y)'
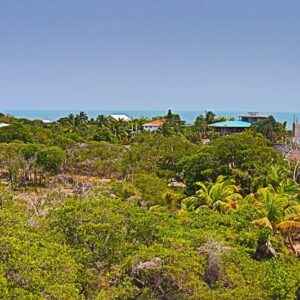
top-left (240, 116), bottom-right (267, 123)
top-left (143, 125), bottom-right (160, 132)
top-left (214, 127), bottom-right (247, 135)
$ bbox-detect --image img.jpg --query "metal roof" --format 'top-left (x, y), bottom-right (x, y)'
top-left (143, 119), bottom-right (165, 127)
top-left (209, 121), bottom-right (251, 128)
top-left (110, 114), bottom-right (132, 121)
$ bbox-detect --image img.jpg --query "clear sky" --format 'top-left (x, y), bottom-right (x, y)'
top-left (0, 0), bottom-right (299, 111)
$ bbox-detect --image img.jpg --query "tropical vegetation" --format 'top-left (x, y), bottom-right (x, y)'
top-left (0, 111), bottom-right (299, 299)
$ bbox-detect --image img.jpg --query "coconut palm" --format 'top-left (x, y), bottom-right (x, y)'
top-left (181, 176), bottom-right (243, 213)
top-left (252, 186), bottom-right (300, 255)
top-left (276, 220), bottom-right (300, 255)
top-left (67, 113), bottom-right (75, 126)
top-left (264, 166), bottom-right (300, 197)
top-left (96, 114), bottom-right (110, 128)
top-left (74, 111), bottom-right (88, 126)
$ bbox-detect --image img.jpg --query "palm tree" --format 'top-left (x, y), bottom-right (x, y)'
top-left (252, 186), bottom-right (300, 256)
top-left (264, 166), bottom-right (300, 196)
top-left (181, 176), bottom-right (243, 213)
top-left (75, 111), bottom-right (88, 126)
top-left (79, 111), bottom-right (88, 123)
top-left (111, 120), bottom-right (129, 143)
top-left (67, 114), bottom-right (75, 126)
top-left (96, 114), bottom-right (109, 128)
top-left (276, 219), bottom-right (300, 255)
top-left (252, 116), bottom-right (288, 143)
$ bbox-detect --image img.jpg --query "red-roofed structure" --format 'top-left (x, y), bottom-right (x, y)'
top-left (143, 119), bottom-right (164, 132)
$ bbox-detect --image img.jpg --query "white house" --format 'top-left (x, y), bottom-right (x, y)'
top-left (239, 112), bottom-right (268, 124)
top-left (0, 123), bottom-right (9, 128)
top-left (143, 120), bottom-right (164, 132)
top-left (42, 120), bottom-right (53, 124)
top-left (110, 114), bottom-right (132, 122)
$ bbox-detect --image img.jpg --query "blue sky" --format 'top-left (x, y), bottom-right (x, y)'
top-left (0, 0), bottom-right (299, 111)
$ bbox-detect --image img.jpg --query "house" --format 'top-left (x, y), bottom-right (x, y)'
top-left (0, 123), bottom-right (9, 128)
top-left (42, 120), bottom-right (53, 124)
top-left (209, 121), bottom-right (251, 135)
top-left (110, 114), bottom-right (132, 122)
top-left (143, 120), bottom-right (164, 132)
top-left (239, 112), bottom-right (268, 124)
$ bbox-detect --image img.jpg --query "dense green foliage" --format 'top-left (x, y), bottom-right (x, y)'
top-left (0, 111), bottom-right (299, 299)
top-left (179, 132), bottom-right (282, 194)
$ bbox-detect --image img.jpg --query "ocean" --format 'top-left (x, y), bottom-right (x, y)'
top-left (1, 110), bottom-right (299, 129)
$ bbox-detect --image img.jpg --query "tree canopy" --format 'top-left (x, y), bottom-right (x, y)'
top-left (0, 111), bottom-right (299, 299)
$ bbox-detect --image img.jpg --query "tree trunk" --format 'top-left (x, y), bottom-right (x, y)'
top-left (254, 236), bottom-right (277, 260)
top-left (287, 232), bottom-right (298, 256)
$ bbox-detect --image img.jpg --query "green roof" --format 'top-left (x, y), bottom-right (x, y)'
top-left (209, 121), bottom-right (251, 128)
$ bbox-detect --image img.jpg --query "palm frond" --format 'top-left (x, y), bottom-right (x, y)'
top-left (251, 217), bottom-right (273, 230)
top-left (181, 196), bottom-right (200, 211)
top-left (276, 221), bottom-right (300, 233)
top-left (286, 213), bottom-right (300, 222)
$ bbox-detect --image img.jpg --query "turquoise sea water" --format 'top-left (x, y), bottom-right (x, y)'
top-left (1, 110), bottom-right (299, 129)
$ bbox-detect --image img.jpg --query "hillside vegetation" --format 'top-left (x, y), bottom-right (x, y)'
top-left (0, 112), bottom-right (299, 299)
